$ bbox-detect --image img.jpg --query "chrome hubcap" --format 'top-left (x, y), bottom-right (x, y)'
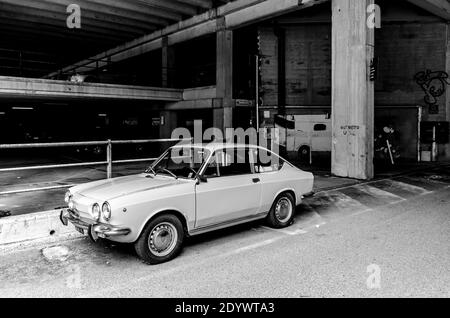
top-left (275, 198), bottom-right (293, 223)
top-left (148, 222), bottom-right (178, 257)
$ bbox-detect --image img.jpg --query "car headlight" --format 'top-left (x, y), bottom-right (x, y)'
top-left (68, 199), bottom-right (75, 210)
top-left (64, 191), bottom-right (72, 203)
top-left (102, 202), bottom-right (111, 221)
top-left (91, 203), bottom-right (101, 220)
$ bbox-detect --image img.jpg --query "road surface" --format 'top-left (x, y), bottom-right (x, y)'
top-left (0, 168), bottom-right (449, 297)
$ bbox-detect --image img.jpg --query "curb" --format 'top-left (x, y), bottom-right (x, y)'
top-left (0, 209), bottom-right (80, 249)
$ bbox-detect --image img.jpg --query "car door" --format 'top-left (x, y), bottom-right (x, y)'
top-left (252, 147), bottom-right (288, 213)
top-left (194, 147), bottom-right (262, 228)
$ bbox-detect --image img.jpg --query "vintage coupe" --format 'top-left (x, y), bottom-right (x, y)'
top-left (60, 143), bottom-right (314, 264)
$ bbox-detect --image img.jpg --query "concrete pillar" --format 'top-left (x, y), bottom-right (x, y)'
top-left (213, 106), bottom-right (233, 132)
top-left (162, 37), bottom-right (175, 88)
top-left (331, 0), bottom-right (375, 180)
top-left (445, 24), bottom-right (450, 159)
top-left (159, 110), bottom-right (178, 139)
top-left (215, 17), bottom-right (234, 131)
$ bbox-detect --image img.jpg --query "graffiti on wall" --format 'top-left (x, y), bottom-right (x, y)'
top-left (414, 70), bottom-right (450, 114)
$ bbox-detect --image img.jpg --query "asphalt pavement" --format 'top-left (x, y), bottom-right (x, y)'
top-left (0, 168), bottom-right (449, 297)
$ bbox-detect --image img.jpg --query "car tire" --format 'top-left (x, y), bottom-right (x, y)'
top-left (134, 214), bottom-right (184, 265)
top-left (266, 192), bottom-right (295, 229)
top-left (298, 146), bottom-right (311, 164)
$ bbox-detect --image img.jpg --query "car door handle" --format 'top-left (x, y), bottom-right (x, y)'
top-left (252, 178), bottom-right (260, 183)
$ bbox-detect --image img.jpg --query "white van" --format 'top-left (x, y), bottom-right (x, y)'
top-left (275, 114), bottom-right (332, 162)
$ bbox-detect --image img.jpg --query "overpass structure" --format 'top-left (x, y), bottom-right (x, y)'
top-left (1, 0), bottom-right (450, 179)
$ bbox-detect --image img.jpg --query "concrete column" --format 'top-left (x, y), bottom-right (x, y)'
top-left (331, 0), bottom-right (375, 180)
top-left (215, 17), bottom-right (234, 131)
top-left (162, 37), bottom-right (175, 88)
top-left (445, 24), bottom-right (450, 159)
top-left (159, 110), bottom-right (178, 139)
top-left (213, 106), bottom-right (233, 132)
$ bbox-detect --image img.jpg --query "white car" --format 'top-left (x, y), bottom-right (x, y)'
top-left (60, 143), bottom-right (314, 264)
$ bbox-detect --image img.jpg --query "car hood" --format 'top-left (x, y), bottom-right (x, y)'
top-left (72, 174), bottom-right (186, 201)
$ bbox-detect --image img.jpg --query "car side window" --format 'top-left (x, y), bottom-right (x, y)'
top-left (203, 153), bottom-right (220, 178)
top-left (253, 148), bottom-right (284, 173)
top-left (203, 148), bottom-right (253, 178)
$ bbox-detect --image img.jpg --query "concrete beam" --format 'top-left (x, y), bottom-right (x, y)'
top-left (176, 0), bottom-right (213, 9)
top-left (0, 76), bottom-right (183, 101)
top-left (183, 86), bottom-right (217, 100)
top-left (406, 0), bottom-right (450, 20)
top-left (165, 99), bottom-right (215, 110)
top-left (131, 0), bottom-right (199, 16)
top-left (0, 3), bottom-right (154, 35)
top-left (84, 0), bottom-right (183, 21)
top-left (164, 86), bottom-right (218, 109)
top-left (0, 16), bottom-right (136, 42)
top-left (225, 0), bottom-right (328, 28)
top-left (331, 0), bottom-right (374, 180)
top-left (0, 0), bottom-right (169, 28)
top-left (46, 0), bottom-right (329, 78)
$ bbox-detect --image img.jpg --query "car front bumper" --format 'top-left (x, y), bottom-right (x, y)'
top-left (60, 209), bottom-right (131, 241)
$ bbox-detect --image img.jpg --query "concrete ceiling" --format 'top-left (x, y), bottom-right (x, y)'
top-left (0, 0), bottom-right (233, 76)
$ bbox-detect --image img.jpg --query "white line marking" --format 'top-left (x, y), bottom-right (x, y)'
top-left (260, 226), bottom-right (308, 236)
top-left (390, 180), bottom-right (432, 195)
top-left (232, 238), bottom-right (279, 253)
top-left (356, 184), bottom-right (407, 202)
top-left (325, 191), bottom-right (369, 212)
top-left (350, 208), bottom-right (373, 217)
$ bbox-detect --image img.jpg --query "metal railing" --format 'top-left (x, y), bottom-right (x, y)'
top-left (0, 138), bottom-right (192, 195)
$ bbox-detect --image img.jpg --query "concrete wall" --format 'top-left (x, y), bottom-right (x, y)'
top-left (259, 24), bottom-right (331, 107)
top-left (257, 0), bottom-right (450, 159)
top-left (375, 23), bottom-right (447, 121)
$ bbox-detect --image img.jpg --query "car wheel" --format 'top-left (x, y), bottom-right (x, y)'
top-left (266, 192), bottom-right (295, 229)
top-left (134, 214), bottom-right (184, 265)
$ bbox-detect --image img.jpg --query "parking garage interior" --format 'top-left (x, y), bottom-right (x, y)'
top-left (1, 0), bottom-right (450, 180)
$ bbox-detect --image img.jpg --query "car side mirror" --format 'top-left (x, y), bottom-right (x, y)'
top-left (197, 175), bottom-right (208, 184)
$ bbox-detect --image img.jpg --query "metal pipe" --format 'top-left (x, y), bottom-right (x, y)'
top-left (112, 157), bottom-right (158, 164)
top-left (106, 140), bottom-right (112, 179)
top-left (111, 138), bottom-right (191, 144)
top-left (0, 137), bottom-right (193, 194)
top-left (0, 184), bottom-right (76, 196)
top-left (0, 161), bottom-right (108, 173)
top-left (0, 138), bottom-right (191, 149)
top-left (0, 141), bottom-right (108, 149)
top-left (431, 126), bottom-right (438, 162)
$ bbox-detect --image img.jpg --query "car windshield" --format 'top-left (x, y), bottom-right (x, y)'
top-left (145, 147), bottom-right (210, 179)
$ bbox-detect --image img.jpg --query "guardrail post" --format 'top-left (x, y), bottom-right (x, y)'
top-left (106, 139), bottom-right (112, 179)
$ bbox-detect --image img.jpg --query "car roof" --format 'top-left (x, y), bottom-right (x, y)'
top-left (171, 142), bottom-right (267, 152)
